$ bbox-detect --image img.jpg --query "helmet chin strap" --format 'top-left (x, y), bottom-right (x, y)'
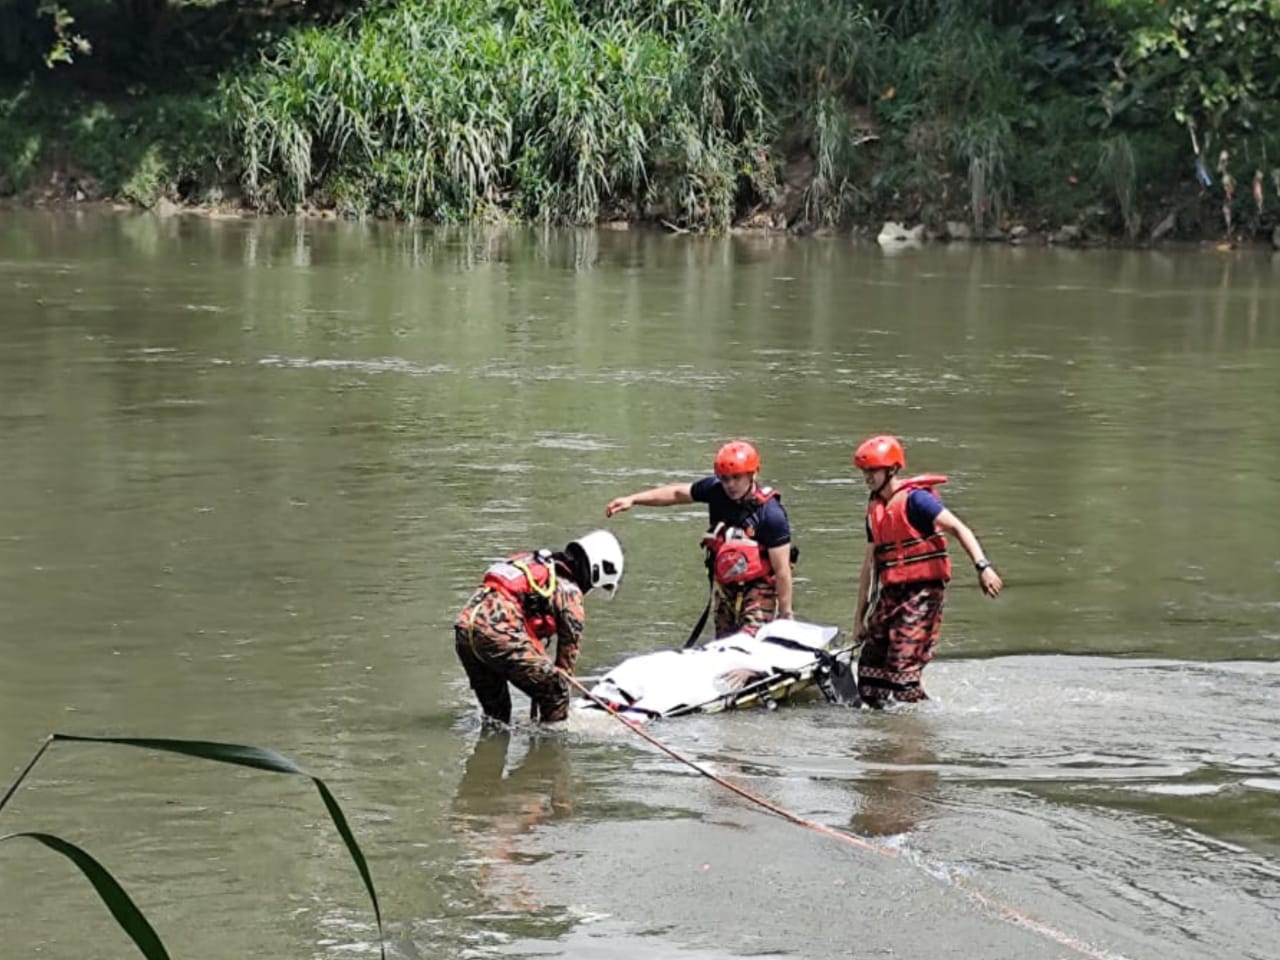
top-left (872, 467), bottom-right (897, 499)
top-left (731, 477), bottom-right (759, 504)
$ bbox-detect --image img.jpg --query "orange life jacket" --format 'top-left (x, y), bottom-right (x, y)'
top-left (483, 550), bottom-right (558, 647)
top-left (701, 486), bottom-right (782, 586)
top-left (867, 474), bottom-right (952, 585)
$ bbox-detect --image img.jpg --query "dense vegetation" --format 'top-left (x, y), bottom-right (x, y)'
top-left (3, 0), bottom-right (1279, 240)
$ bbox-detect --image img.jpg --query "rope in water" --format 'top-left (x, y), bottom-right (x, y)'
top-left (563, 672), bottom-right (894, 858)
top-left (563, 671), bottom-right (1130, 960)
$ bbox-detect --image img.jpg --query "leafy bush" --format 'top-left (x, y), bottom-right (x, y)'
top-left (10, 1), bottom-right (1280, 236)
top-left (0, 83), bottom-right (227, 204)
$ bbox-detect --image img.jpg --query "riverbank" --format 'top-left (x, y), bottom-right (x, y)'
top-left (3, 1), bottom-right (1279, 248)
top-left (10, 194), bottom-right (1279, 260)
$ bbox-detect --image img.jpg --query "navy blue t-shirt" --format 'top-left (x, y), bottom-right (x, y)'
top-left (690, 476), bottom-right (791, 548)
top-left (864, 489), bottom-right (945, 542)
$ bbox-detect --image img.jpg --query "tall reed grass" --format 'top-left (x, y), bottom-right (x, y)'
top-left (1097, 133), bottom-right (1139, 239)
top-left (218, 1), bottom-right (1253, 234)
top-left (227, 0), bottom-right (767, 227)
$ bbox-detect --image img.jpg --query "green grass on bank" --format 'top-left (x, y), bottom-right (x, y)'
top-left (5, 0), bottom-right (1280, 239)
top-left (226, 0), bottom-right (769, 227)
top-left (0, 81), bottom-right (228, 207)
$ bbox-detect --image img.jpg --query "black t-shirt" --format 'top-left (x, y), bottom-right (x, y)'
top-left (690, 476), bottom-right (791, 548)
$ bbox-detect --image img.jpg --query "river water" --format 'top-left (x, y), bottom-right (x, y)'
top-left (0, 210), bottom-right (1277, 960)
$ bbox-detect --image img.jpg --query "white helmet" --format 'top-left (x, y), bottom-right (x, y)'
top-left (567, 529), bottom-right (624, 599)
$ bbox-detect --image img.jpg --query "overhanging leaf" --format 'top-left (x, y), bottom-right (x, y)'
top-left (1, 734), bottom-right (386, 960)
top-left (0, 831), bottom-right (170, 960)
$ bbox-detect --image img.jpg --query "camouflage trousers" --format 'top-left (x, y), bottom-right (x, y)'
top-left (454, 624), bottom-right (570, 725)
top-left (857, 581), bottom-right (946, 707)
top-left (712, 578), bottom-right (779, 639)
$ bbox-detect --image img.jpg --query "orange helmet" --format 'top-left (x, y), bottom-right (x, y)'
top-left (853, 435), bottom-right (905, 470)
top-left (714, 440), bottom-right (760, 476)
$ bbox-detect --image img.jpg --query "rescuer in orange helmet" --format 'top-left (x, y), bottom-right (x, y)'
top-left (604, 440), bottom-right (795, 643)
top-left (851, 434), bottom-right (1002, 707)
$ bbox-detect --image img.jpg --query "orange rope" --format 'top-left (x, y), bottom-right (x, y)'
top-left (562, 670), bottom-right (1130, 960)
top-left (563, 672), bottom-right (895, 860)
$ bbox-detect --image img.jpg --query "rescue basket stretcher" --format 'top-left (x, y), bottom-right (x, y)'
top-left (575, 618), bottom-right (858, 721)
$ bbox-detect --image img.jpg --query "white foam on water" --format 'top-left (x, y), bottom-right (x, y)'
top-left (1242, 778), bottom-right (1280, 793)
top-left (257, 355), bottom-right (451, 376)
top-left (1129, 782), bottom-right (1228, 797)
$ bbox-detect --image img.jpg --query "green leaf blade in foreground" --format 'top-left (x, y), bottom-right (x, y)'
top-left (2, 734), bottom-right (386, 960)
top-left (0, 832), bottom-right (171, 960)
top-left (49, 734), bottom-right (308, 775)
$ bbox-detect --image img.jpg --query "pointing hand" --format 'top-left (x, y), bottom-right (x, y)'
top-left (605, 496), bottom-right (634, 518)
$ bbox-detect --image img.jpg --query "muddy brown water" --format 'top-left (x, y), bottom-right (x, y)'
top-left (1, 211), bottom-right (1277, 960)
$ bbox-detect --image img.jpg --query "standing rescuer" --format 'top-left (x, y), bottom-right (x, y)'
top-left (455, 530), bottom-right (624, 724)
top-left (852, 435), bottom-right (1002, 707)
top-left (604, 440), bottom-right (795, 641)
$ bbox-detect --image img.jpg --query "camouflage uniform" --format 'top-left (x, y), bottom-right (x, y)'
top-left (711, 578), bottom-right (779, 638)
top-left (856, 581), bottom-right (945, 707)
top-left (455, 575), bottom-right (586, 724)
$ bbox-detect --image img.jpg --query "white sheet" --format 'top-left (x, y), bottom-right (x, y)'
top-left (583, 619), bottom-right (840, 718)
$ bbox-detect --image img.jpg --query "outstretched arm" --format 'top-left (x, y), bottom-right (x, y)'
top-left (605, 482), bottom-right (694, 517)
top-left (935, 508), bottom-right (1003, 597)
